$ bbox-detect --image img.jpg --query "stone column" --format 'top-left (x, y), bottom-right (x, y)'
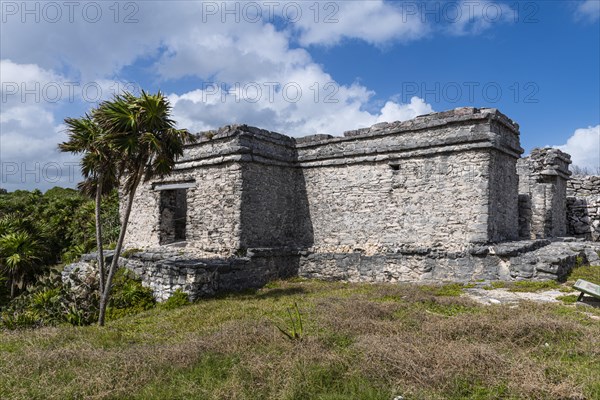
top-left (517, 148), bottom-right (572, 239)
top-left (567, 176), bottom-right (600, 241)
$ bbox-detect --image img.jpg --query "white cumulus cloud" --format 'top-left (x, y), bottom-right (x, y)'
top-left (556, 125), bottom-right (600, 172)
top-left (445, 0), bottom-right (515, 36)
top-left (376, 97), bottom-right (434, 124)
top-left (0, 59), bottom-right (140, 190)
top-left (575, 0), bottom-right (600, 23)
top-left (290, 0), bottom-right (429, 46)
top-left (0, 1), bottom-right (530, 190)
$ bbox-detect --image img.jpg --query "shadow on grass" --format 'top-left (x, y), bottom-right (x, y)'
top-left (213, 288), bottom-right (258, 300)
top-left (256, 287), bottom-right (306, 299)
top-left (210, 286), bottom-right (306, 301)
top-left (577, 296), bottom-right (600, 308)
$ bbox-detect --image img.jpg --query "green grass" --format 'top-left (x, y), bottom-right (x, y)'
top-left (421, 283), bottom-right (475, 297)
top-left (480, 280), bottom-right (560, 293)
top-left (567, 264), bottom-right (600, 285)
top-left (508, 280), bottom-right (561, 292)
top-left (121, 248), bottom-right (143, 258)
top-left (1, 280), bottom-right (599, 400)
top-left (556, 294), bottom-right (579, 304)
top-left (482, 281), bottom-right (508, 290)
top-left (477, 265), bottom-right (600, 294)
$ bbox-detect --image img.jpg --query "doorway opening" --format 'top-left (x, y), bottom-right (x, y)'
top-left (159, 188), bottom-right (187, 245)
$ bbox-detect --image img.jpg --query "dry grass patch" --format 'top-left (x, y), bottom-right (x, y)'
top-left (1, 279), bottom-right (599, 400)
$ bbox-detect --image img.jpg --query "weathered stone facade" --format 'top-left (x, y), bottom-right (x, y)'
top-left (567, 176), bottom-right (600, 241)
top-left (125, 107), bottom-right (523, 254)
top-left (517, 148), bottom-right (572, 239)
top-left (68, 107), bottom-right (600, 300)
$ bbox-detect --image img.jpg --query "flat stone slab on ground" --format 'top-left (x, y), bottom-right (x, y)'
top-left (464, 287), bottom-right (600, 309)
top-left (464, 288), bottom-right (565, 305)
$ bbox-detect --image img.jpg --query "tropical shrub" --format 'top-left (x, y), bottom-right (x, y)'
top-left (0, 269), bottom-right (99, 329)
top-left (105, 269), bottom-right (156, 321)
top-left (0, 187), bottom-right (119, 303)
top-left (161, 289), bottom-right (191, 310)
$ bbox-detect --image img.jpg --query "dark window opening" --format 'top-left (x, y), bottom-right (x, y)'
top-left (390, 164), bottom-right (400, 171)
top-left (159, 189), bottom-right (187, 245)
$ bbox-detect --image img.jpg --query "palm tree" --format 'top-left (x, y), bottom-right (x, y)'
top-left (94, 90), bottom-right (195, 326)
top-left (0, 231), bottom-right (43, 298)
top-left (59, 115), bottom-right (118, 295)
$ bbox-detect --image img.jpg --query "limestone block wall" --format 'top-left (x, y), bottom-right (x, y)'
top-left (226, 128), bottom-right (313, 249)
top-left (240, 163), bottom-right (313, 249)
top-left (124, 107), bottom-right (524, 266)
top-left (64, 236), bottom-right (600, 304)
top-left (488, 149), bottom-right (520, 242)
top-left (567, 176), bottom-right (600, 241)
top-left (125, 125), bottom-right (306, 255)
top-left (296, 108), bottom-right (522, 251)
top-left (184, 164), bottom-right (244, 253)
top-left (123, 135), bottom-right (245, 255)
top-left (299, 152), bottom-right (490, 252)
top-left (122, 183), bottom-right (161, 248)
top-left (517, 148), bottom-right (571, 239)
top-left (65, 249), bottom-right (300, 301)
top-left (122, 249), bottom-right (298, 301)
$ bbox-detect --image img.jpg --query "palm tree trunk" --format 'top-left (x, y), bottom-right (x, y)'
top-left (98, 176), bottom-right (140, 326)
top-left (10, 272), bottom-right (15, 299)
top-left (95, 179), bottom-right (105, 294)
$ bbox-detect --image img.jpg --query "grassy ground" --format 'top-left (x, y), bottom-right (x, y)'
top-left (1, 269), bottom-right (599, 399)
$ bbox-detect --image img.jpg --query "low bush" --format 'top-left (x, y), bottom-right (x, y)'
top-left (106, 269), bottom-right (155, 320)
top-left (161, 289), bottom-right (191, 310)
top-left (1, 267), bottom-right (156, 328)
top-left (0, 269), bottom-right (99, 329)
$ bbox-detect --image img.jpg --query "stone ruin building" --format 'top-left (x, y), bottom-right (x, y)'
top-left (67, 107), bottom-right (600, 300)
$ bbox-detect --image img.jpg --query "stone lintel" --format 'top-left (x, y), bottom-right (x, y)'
top-left (153, 181), bottom-right (197, 190)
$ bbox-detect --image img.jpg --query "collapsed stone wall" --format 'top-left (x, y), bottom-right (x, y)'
top-left (567, 176), bottom-right (600, 241)
top-left (65, 248), bottom-right (299, 301)
top-left (65, 238), bottom-right (600, 302)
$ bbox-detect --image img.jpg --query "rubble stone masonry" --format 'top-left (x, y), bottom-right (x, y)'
top-left (66, 107), bottom-right (599, 300)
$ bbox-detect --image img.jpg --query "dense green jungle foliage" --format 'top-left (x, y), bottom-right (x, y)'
top-left (0, 187), bottom-right (119, 305)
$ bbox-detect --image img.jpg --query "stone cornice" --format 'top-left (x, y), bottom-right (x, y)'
top-left (174, 107), bottom-right (524, 169)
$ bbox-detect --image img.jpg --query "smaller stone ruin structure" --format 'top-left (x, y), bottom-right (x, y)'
top-left (567, 176), bottom-right (600, 241)
top-left (517, 148), bottom-right (572, 240)
top-left (66, 108), bottom-right (600, 300)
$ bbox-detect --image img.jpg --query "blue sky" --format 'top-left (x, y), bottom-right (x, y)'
top-left (1, 0), bottom-right (599, 190)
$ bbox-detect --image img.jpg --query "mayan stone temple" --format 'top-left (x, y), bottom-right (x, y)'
top-left (68, 107), bottom-right (600, 300)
